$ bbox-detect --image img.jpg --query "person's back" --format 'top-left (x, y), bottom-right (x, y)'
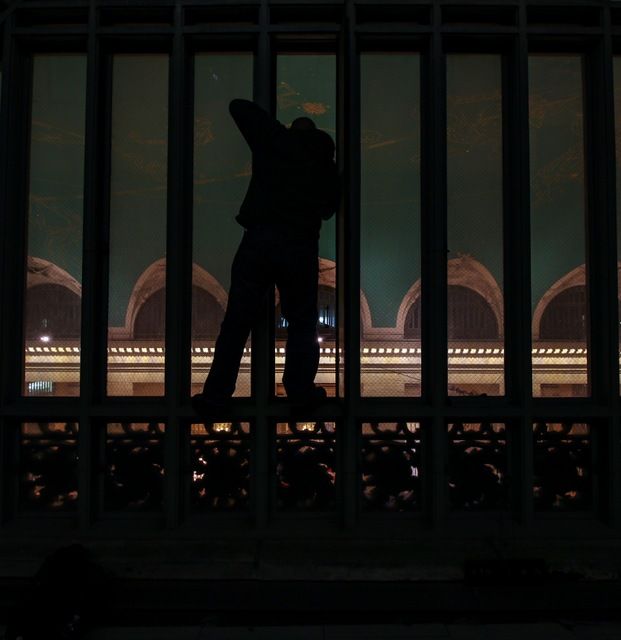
top-left (229, 99), bottom-right (339, 231)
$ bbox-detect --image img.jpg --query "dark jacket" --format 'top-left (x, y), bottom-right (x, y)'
top-left (229, 99), bottom-right (340, 231)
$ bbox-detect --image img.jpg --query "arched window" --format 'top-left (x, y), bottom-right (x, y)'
top-left (404, 285), bottom-right (499, 339)
top-left (539, 285), bottom-right (586, 340)
top-left (276, 285), bottom-right (336, 340)
top-left (134, 286), bottom-right (224, 340)
top-left (25, 284), bottom-right (81, 341)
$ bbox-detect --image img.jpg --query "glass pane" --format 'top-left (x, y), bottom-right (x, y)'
top-left (360, 54), bottom-right (421, 397)
top-left (19, 422), bottom-right (79, 511)
top-left (189, 421), bottom-right (251, 511)
top-left (529, 55), bottom-right (589, 397)
top-left (107, 55), bottom-right (169, 396)
top-left (24, 55), bottom-right (86, 397)
top-left (104, 422), bottom-right (165, 511)
top-left (447, 55), bottom-right (504, 396)
top-left (447, 422), bottom-right (508, 510)
top-left (533, 422), bottom-right (592, 510)
top-left (192, 54), bottom-right (253, 398)
top-left (360, 422), bottom-right (421, 512)
top-left (275, 54), bottom-right (337, 398)
top-left (275, 421), bottom-right (336, 510)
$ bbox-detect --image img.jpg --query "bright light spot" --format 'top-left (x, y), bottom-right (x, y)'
top-left (317, 337), bottom-right (323, 343)
top-left (39, 335), bottom-right (51, 343)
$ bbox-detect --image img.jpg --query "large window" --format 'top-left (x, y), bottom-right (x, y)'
top-left (360, 53), bottom-right (421, 397)
top-left (529, 55), bottom-right (589, 397)
top-left (106, 54), bottom-right (169, 396)
top-left (446, 54), bottom-right (504, 397)
top-left (23, 55), bottom-right (86, 397)
top-left (191, 53), bottom-right (253, 397)
top-left (1, 3), bottom-right (619, 539)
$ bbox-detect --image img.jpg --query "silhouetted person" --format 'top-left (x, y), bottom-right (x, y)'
top-left (193, 99), bottom-right (339, 414)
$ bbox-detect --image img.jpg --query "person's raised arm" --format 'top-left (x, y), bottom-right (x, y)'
top-left (229, 99), bottom-right (283, 151)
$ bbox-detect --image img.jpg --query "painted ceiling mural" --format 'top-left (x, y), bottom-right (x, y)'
top-left (26, 53), bottom-right (593, 327)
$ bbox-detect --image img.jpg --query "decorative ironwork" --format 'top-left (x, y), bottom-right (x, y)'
top-left (189, 422), bottom-right (250, 511)
top-left (19, 422), bottom-right (79, 511)
top-left (276, 422), bottom-right (336, 510)
top-left (361, 422), bottom-right (421, 512)
top-left (533, 422), bottom-right (592, 510)
top-left (448, 422), bottom-right (508, 510)
top-left (104, 422), bottom-right (165, 511)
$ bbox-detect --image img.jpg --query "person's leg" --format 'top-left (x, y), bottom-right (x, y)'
top-left (202, 230), bottom-right (272, 402)
top-left (275, 233), bottom-right (321, 400)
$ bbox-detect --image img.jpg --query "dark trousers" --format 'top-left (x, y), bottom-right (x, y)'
top-left (203, 224), bottom-right (320, 400)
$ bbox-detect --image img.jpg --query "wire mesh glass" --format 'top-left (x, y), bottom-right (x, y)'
top-left (529, 55), bottom-right (589, 398)
top-left (107, 55), bottom-right (169, 396)
top-left (189, 421), bottom-right (251, 512)
top-left (192, 53), bottom-right (253, 397)
top-left (360, 53), bottom-right (421, 397)
top-left (360, 422), bottom-right (421, 512)
top-left (23, 55), bottom-right (86, 397)
top-left (19, 422), bottom-right (79, 512)
top-left (275, 421), bottom-right (336, 511)
top-left (446, 55), bottom-right (504, 397)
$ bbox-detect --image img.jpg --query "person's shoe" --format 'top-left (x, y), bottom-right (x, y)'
top-left (191, 393), bottom-right (230, 418)
top-left (288, 386), bottom-right (327, 415)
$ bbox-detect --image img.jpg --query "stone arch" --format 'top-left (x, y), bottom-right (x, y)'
top-left (532, 265), bottom-right (585, 340)
top-left (397, 256), bottom-right (503, 337)
top-left (26, 256), bottom-right (81, 295)
top-left (126, 259), bottom-right (228, 338)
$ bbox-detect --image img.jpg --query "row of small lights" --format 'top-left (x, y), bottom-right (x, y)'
top-left (26, 346), bottom-right (590, 355)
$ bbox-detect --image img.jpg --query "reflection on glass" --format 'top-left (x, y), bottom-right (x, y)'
top-left (106, 55), bottom-right (169, 396)
top-left (529, 55), bottom-right (589, 397)
top-left (275, 421), bottom-right (336, 510)
top-left (447, 422), bottom-right (507, 510)
top-left (19, 422), bottom-right (79, 511)
top-left (104, 422), bottom-right (165, 511)
top-left (24, 55), bottom-right (86, 397)
top-left (360, 54), bottom-right (421, 397)
top-left (447, 55), bottom-right (504, 396)
top-left (189, 422), bottom-right (251, 511)
top-left (533, 422), bottom-right (592, 510)
top-left (192, 54), bottom-right (252, 397)
top-left (360, 422), bottom-right (421, 511)
top-left (276, 54), bottom-right (337, 397)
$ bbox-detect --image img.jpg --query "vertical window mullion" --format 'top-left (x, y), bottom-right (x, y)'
top-left (514, 9), bottom-right (534, 524)
top-left (163, 5), bottom-right (186, 529)
top-left (251, 0), bottom-right (271, 530)
top-left (78, 3), bottom-right (102, 529)
top-left (341, 1), bottom-right (359, 528)
top-left (422, 9), bottom-right (448, 526)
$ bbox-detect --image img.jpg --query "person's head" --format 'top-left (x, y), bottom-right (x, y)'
top-left (290, 116), bottom-right (316, 131)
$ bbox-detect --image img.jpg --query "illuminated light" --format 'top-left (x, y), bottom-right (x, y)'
top-left (562, 349), bottom-right (569, 354)
top-left (297, 422), bottom-right (316, 431)
top-left (409, 348), bottom-right (416, 354)
top-left (212, 422), bottom-right (233, 433)
top-left (149, 347), bottom-right (156, 353)
top-left (569, 348), bottom-right (576, 354)
top-left (39, 335), bottom-right (51, 343)
top-left (478, 349), bottom-right (485, 354)
top-left (317, 337), bottom-right (323, 343)
top-left (371, 348), bottom-right (377, 354)
top-left (279, 348), bottom-right (285, 354)
top-left (379, 348), bottom-right (385, 354)
top-left (363, 348), bottom-right (369, 354)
